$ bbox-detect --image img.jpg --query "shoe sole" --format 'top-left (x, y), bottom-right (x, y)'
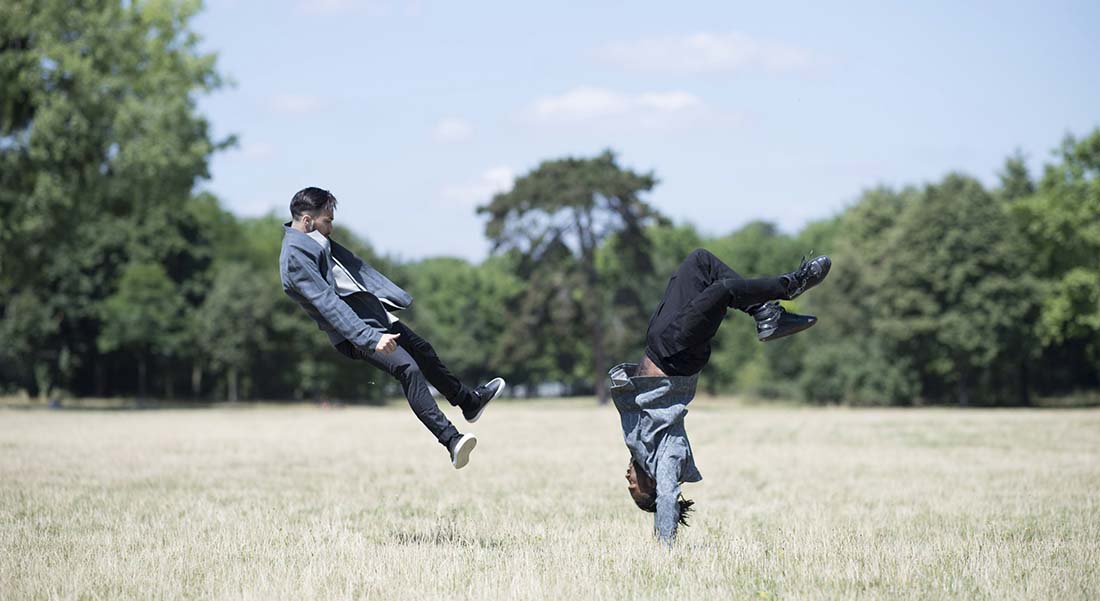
top-left (452, 434), bottom-right (477, 469)
top-left (467, 377), bottom-right (506, 424)
top-left (759, 316), bottom-right (817, 342)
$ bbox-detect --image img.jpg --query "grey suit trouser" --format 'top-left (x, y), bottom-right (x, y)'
top-left (336, 321), bottom-right (477, 447)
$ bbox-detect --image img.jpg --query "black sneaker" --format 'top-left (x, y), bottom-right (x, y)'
top-left (752, 301), bottom-right (818, 342)
top-left (781, 255), bottom-right (831, 300)
top-left (448, 433), bottom-right (477, 469)
top-left (463, 377), bottom-right (505, 423)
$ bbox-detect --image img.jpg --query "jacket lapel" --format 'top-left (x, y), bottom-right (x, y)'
top-left (329, 240), bottom-right (413, 309)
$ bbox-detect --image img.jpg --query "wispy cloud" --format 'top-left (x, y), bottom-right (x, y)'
top-left (531, 87), bottom-right (630, 121)
top-left (267, 94), bottom-right (328, 115)
top-left (434, 117), bottom-right (475, 143)
top-left (597, 32), bottom-right (821, 74)
top-left (442, 166), bottom-right (514, 207)
top-left (636, 91), bottom-right (704, 112)
top-left (528, 86), bottom-right (705, 124)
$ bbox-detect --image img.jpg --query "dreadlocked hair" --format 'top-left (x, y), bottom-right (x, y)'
top-left (676, 495), bottom-right (695, 527)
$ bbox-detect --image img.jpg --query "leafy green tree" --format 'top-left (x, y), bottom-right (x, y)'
top-left (797, 186), bottom-right (921, 404)
top-left (708, 221), bottom-right (800, 280)
top-left (997, 151), bottom-right (1036, 202)
top-left (403, 256), bottom-right (525, 386)
top-left (98, 262), bottom-right (186, 399)
top-left (195, 262), bottom-right (274, 401)
top-left (0, 290), bottom-right (63, 399)
top-left (597, 223), bottom-right (704, 384)
top-left (873, 174), bottom-right (1038, 405)
top-left (1010, 131), bottom-right (1100, 390)
top-left (704, 222), bottom-right (801, 395)
top-left (0, 0), bottom-right (228, 397)
top-left (479, 150), bottom-right (665, 402)
top-left (481, 244), bottom-right (592, 397)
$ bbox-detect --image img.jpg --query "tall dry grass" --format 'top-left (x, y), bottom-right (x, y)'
top-left (1, 400), bottom-right (1098, 600)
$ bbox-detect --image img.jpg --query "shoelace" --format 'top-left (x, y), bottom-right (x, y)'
top-left (785, 252), bottom-right (817, 298)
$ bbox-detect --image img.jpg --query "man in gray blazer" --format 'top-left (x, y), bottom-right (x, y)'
top-left (279, 187), bottom-right (505, 469)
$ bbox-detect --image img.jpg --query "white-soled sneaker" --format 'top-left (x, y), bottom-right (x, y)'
top-left (448, 433), bottom-right (477, 469)
top-left (464, 377), bottom-right (506, 423)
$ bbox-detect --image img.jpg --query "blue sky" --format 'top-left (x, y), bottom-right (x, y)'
top-left (194, 0), bottom-right (1100, 261)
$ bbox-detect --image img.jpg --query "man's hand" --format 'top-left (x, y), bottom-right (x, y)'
top-left (375, 333), bottom-right (401, 354)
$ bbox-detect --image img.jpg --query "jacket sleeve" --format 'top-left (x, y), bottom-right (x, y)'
top-left (285, 251), bottom-right (385, 352)
top-left (653, 449), bottom-right (684, 545)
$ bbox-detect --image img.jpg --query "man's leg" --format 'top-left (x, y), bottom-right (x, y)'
top-left (335, 341), bottom-right (460, 448)
top-left (659, 247), bottom-right (831, 309)
top-left (388, 322), bottom-right (479, 409)
top-left (666, 248), bottom-right (790, 310)
top-left (647, 249), bottom-right (788, 349)
top-left (645, 249), bottom-right (820, 375)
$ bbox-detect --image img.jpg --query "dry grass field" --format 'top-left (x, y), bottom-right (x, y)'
top-left (1, 399), bottom-right (1098, 600)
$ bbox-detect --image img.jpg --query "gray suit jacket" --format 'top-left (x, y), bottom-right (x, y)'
top-left (610, 362), bottom-right (702, 543)
top-left (279, 224), bottom-right (413, 351)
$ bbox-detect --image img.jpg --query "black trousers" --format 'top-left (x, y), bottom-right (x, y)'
top-left (336, 321), bottom-right (477, 447)
top-left (645, 249), bottom-right (787, 377)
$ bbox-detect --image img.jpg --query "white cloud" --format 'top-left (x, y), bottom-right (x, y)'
top-left (531, 87), bottom-right (632, 121)
top-left (267, 94), bottom-right (327, 115)
top-left (636, 91), bottom-right (704, 112)
top-left (597, 32), bottom-right (819, 74)
top-left (528, 87), bottom-right (705, 124)
top-left (434, 117), bottom-right (474, 143)
top-left (442, 166), bottom-right (514, 207)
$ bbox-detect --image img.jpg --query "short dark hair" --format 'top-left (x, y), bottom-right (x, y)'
top-left (632, 492), bottom-right (695, 528)
top-left (290, 187), bottom-right (338, 219)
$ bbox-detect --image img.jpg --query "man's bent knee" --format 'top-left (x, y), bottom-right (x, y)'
top-left (689, 248), bottom-right (715, 265)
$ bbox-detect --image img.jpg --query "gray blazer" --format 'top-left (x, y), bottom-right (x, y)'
top-left (610, 362), bottom-right (702, 543)
top-left (279, 224), bottom-right (413, 351)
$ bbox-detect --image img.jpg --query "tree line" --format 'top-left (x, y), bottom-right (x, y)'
top-left (2, 1), bottom-right (1097, 405)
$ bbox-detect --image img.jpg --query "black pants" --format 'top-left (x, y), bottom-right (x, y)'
top-left (336, 321), bottom-right (477, 447)
top-left (645, 249), bottom-right (787, 377)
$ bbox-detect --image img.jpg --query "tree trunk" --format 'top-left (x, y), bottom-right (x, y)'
top-left (592, 313), bottom-right (609, 404)
top-left (957, 364), bottom-right (969, 407)
top-left (164, 369), bottom-right (174, 400)
top-left (191, 364), bottom-right (203, 399)
top-left (137, 356), bottom-right (147, 401)
top-left (1019, 358), bottom-right (1031, 406)
top-left (576, 207), bottom-right (610, 404)
top-left (34, 361), bottom-right (52, 403)
top-left (227, 367), bottom-right (238, 402)
top-left (94, 359), bottom-right (105, 397)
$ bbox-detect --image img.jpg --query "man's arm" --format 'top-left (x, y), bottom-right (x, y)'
top-left (285, 252), bottom-right (387, 352)
top-left (654, 448), bottom-right (685, 544)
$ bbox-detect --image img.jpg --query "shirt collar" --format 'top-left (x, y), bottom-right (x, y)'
top-left (306, 229), bottom-right (331, 253)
